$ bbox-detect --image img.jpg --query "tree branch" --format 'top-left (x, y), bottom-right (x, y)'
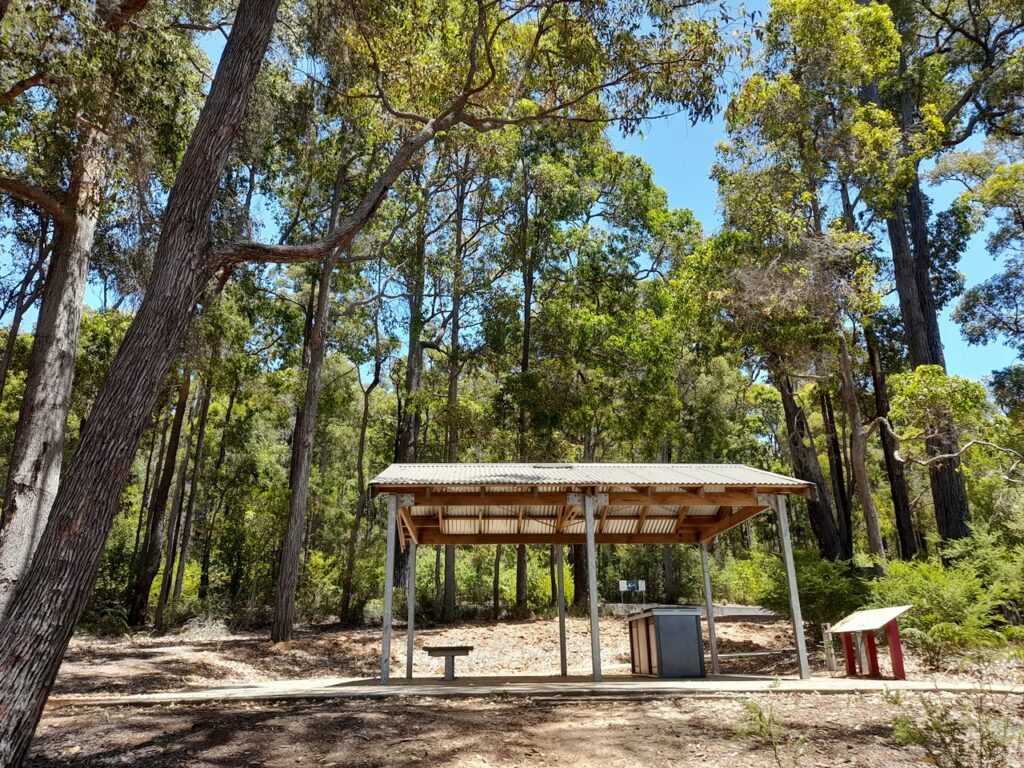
top-left (212, 114), bottom-right (457, 268)
top-left (0, 73), bottom-right (54, 104)
top-left (101, 0), bottom-right (151, 32)
top-left (0, 176), bottom-right (72, 225)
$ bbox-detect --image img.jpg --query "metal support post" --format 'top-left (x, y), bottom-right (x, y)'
top-left (775, 495), bottom-right (811, 679)
top-left (406, 539), bottom-right (417, 679)
top-left (700, 542), bottom-right (720, 675)
top-left (381, 495), bottom-right (398, 683)
top-left (583, 492), bottom-right (602, 682)
top-left (555, 544), bottom-right (568, 676)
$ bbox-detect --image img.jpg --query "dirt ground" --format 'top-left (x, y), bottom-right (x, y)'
top-left (31, 693), bottom-right (938, 767)
top-left (35, 617), bottom-right (1023, 766)
top-left (51, 617), bottom-right (816, 697)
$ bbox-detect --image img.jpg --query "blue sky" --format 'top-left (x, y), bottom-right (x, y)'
top-left (612, 117), bottom-right (1018, 381)
top-left (16, 18), bottom-right (1019, 384)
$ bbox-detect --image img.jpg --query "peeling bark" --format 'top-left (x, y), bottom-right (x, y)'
top-left (775, 372), bottom-right (843, 560)
top-left (0, 2), bottom-right (279, 758)
top-left (836, 333), bottom-right (885, 562)
top-left (0, 126), bottom-right (108, 622)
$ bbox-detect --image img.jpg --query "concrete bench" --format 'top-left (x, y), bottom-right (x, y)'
top-left (424, 645), bottom-right (473, 681)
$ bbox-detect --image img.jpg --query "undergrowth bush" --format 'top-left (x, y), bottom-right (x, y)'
top-left (717, 550), bottom-right (868, 637)
top-left (887, 677), bottom-right (1023, 768)
top-left (870, 560), bottom-right (1005, 667)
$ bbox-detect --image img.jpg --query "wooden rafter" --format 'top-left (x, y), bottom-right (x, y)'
top-left (674, 505), bottom-right (689, 533)
top-left (698, 505), bottom-right (769, 543)
top-left (399, 506), bottom-right (419, 545)
top-left (396, 508), bottom-right (407, 550)
top-left (635, 506), bottom-right (649, 535)
top-left (407, 489), bottom-right (760, 508)
top-left (418, 531), bottom-right (705, 546)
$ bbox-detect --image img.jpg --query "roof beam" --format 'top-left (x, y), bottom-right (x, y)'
top-left (410, 513), bottom-right (712, 525)
top-left (399, 506), bottom-right (419, 545)
top-left (409, 490), bottom-right (760, 508)
top-left (698, 505), bottom-right (769, 543)
top-left (636, 506), bottom-right (649, 535)
top-left (674, 505), bottom-right (689, 533)
top-left (396, 507), bottom-right (407, 550)
top-left (418, 531), bottom-right (704, 546)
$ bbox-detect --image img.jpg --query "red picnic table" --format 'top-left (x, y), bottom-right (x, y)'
top-left (827, 605), bottom-right (912, 680)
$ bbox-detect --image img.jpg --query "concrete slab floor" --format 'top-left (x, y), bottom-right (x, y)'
top-left (46, 673), bottom-right (1023, 709)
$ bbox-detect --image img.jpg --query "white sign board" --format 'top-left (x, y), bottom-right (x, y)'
top-left (618, 580), bottom-right (646, 592)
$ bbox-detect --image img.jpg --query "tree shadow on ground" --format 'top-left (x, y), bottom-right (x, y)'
top-left (28, 695), bottom-right (914, 768)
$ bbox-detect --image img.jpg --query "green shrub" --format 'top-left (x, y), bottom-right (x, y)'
top-left (736, 699), bottom-right (805, 768)
top-left (944, 525), bottom-right (1024, 625)
top-left (717, 550), bottom-right (868, 636)
top-left (81, 605), bottom-right (130, 637)
top-left (870, 560), bottom-right (1005, 667)
top-left (717, 553), bottom-right (773, 605)
top-left (889, 684), bottom-right (1023, 768)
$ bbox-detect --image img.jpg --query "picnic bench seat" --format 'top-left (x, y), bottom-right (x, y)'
top-left (424, 645), bottom-right (473, 681)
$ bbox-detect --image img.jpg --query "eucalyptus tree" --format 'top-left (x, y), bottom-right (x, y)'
top-left (0, 0), bottom-right (733, 757)
top-left (715, 0), bottom-right (950, 559)
top-left (428, 129), bottom-right (510, 620)
top-left (0, 0), bottom-right (204, 620)
top-left (862, 0), bottom-right (1024, 540)
top-left (931, 137), bottom-right (1024, 361)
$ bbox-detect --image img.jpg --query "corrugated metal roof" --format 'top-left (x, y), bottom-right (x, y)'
top-left (370, 463), bottom-right (809, 490)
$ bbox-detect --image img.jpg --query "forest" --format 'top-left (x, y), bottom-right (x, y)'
top-left (0, 0), bottom-right (1023, 764)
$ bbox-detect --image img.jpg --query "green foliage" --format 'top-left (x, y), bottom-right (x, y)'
top-left (888, 365), bottom-right (993, 461)
top-left (717, 550), bottom-right (868, 633)
top-left (870, 560), bottom-right (1006, 667)
top-left (889, 685), bottom-right (1023, 768)
top-left (990, 365), bottom-right (1024, 418)
top-left (737, 698), bottom-right (805, 768)
top-left (954, 264), bottom-right (1024, 355)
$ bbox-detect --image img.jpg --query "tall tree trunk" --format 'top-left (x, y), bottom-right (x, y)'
top-left (515, 184), bottom-right (534, 610)
top-left (882, 56), bottom-right (970, 541)
top-left (866, 326), bottom-right (917, 559)
top-left (889, 194), bottom-right (972, 540)
top-left (548, 546), bottom-right (556, 607)
top-left (775, 372), bottom-right (844, 560)
top-left (819, 389), bottom-right (853, 559)
top-left (396, 208), bottom-right (427, 464)
top-left (340, 361), bottom-right (379, 622)
top-left (836, 332), bottom-right (886, 561)
top-left (198, 379), bottom-right (236, 603)
top-left (127, 365), bottom-right (191, 626)
top-left (662, 545), bottom-right (677, 603)
top-left (441, 171), bottom-right (466, 624)
top-left (442, 546), bottom-right (456, 622)
top-left (571, 544), bottom-right (587, 606)
top-left (172, 370), bottom-right (213, 601)
top-left (271, 254), bottom-right (337, 643)
top-left (434, 546), bottom-right (442, 613)
top-left (154, 392), bottom-right (198, 630)
top-left (130, 413), bottom-right (166, 577)
top-left (0, 3), bottom-right (279, 759)
top-left (392, 200), bottom-right (428, 592)
top-left (0, 126), bottom-right (108, 622)
top-left (515, 538), bottom-right (528, 611)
